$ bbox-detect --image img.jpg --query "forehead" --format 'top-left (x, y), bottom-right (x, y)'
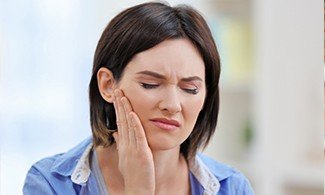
top-left (125, 39), bottom-right (205, 78)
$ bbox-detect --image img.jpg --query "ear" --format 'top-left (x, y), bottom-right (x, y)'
top-left (97, 67), bottom-right (116, 103)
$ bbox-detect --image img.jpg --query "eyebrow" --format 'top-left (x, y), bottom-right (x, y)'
top-left (136, 70), bottom-right (203, 82)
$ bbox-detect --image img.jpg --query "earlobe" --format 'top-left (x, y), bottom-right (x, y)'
top-left (97, 67), bottom-right (116, 103)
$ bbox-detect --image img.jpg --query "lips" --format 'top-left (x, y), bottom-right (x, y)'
top-left (150, 118), bottom-right (180, 131)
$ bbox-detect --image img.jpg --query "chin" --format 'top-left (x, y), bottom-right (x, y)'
top-left (145, 133), bottom-right (184, 152)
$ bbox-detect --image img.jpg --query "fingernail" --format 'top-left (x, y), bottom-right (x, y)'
top-left (121, 97), bottom-right (126, 104)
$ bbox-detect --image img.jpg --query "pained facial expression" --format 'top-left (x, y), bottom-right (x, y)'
top-left (115, 38), bottom-right (206, 151)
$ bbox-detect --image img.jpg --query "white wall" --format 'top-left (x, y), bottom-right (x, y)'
top-left (251, 0), bottom-right (323, 194)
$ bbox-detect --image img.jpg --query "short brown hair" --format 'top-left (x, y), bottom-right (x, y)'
top-left (89, 2), bottom-right (220, 159)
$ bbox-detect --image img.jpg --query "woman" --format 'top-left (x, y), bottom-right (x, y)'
top-left (23, 2), bottom-right (254, 195)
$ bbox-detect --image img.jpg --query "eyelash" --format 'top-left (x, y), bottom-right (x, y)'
top-left (141, 83), bottom-right (159, 89)
top-left (140, 83), bottom-right (199, 95)
top-left (184, 88), bottom-right (199, 95)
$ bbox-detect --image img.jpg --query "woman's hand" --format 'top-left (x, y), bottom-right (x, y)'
top-left (112, 89), bottom-right (155, 195)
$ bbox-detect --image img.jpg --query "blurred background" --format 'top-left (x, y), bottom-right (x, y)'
top-left (0, 0), bottom-right (323, 194)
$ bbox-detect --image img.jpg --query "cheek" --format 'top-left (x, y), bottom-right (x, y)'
top-left (183, 94), bottom-right (206, 123)
top-left (185, 100), bottom-right (204, 119)
top-left (121, 85), bottom-right (153, 116)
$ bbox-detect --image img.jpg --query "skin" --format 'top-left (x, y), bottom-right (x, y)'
top-left (96, 38), bottom-right (206, 195)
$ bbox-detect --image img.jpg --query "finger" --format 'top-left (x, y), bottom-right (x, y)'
top-left (129, 112), bottom-right (148, 149)
top-left (121, 97), bottom-right (136, 144)
top-left (113, 92), bottom-right (124, 140)
top-left (115, 89), bottom-right (128, 143)
top-left (121, 96), bottom-right (133, 115)
top-left (112, 132), bottom-right (120, 151)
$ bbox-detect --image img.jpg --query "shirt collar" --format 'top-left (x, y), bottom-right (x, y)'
top-left (50, 137), bottom-right (92, 177)
top-left (188, 156), bottom-right (220, 194)
top-left (70, 143), bottom-right (93, 184)
top-left (50, 137), bottom-right (229, 193)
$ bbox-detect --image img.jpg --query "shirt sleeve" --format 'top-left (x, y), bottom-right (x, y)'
top-left (23, 166), bottom-right (56, 195)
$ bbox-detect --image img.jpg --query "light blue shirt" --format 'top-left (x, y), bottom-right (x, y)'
top-left (23, 137), bottom-right (254, 195)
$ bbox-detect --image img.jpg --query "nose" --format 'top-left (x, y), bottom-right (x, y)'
top-left (158, 87), bottom-right (182, 115)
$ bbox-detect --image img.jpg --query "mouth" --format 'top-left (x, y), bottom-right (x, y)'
top-left (149, 118), bottom-right (180, 131)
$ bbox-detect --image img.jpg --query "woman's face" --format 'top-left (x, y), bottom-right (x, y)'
top-left (115, 38), bottom-right (206, 151)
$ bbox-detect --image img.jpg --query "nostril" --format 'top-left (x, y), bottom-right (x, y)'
top-left (158, 89), bottom-right (182, 113)
top-left (159, 104), bottom-right (182, 114)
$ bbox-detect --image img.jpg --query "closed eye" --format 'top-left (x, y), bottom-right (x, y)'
top-left (140, 83), bottom-right (199, 95)
top-left (183, 88), bottom-right (199, 95)
top-left (140, 83), bottom-right (159, 89)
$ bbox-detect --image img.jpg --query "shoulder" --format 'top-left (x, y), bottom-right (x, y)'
top-left (23, 137), bottom-right (92, 194)
top-left (23, 155), bottom-right (59, 194)
top-left (197, 153), bottom-right (255, 195)
top-left (23, 153), bottom-right (75, 194)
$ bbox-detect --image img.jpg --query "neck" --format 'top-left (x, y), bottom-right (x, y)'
top-left (151, 147), bottom-right (185, 188)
